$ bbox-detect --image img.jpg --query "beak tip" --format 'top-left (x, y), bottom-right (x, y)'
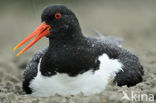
top-left (13, 46), bottom-right (18, 51)
top-left (16, 51), bottom-right (23, 56)
top-left (16, 54), bottom-right (20, 57)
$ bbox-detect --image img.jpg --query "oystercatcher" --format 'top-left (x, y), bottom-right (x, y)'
top-left (14, 4), bottom-right (144, 97)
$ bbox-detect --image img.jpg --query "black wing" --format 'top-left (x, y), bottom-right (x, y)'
top-left (114, 49), bottom-right (144, 86)
top-left (101, 43), bottom-right (144, 87)
top-left (22, 47), bottom-right (48, 94)
top-left (85, 36), bottom-right (144, 87)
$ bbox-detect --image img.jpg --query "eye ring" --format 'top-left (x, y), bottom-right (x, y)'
top-left (54, 12), bottom-right (62, 19)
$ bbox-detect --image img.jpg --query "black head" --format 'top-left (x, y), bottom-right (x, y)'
top-left (14, 4), bottom-right (83, 56)
top-left (41, 4), bottom-right (82, 40)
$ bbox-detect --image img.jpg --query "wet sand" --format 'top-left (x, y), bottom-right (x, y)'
top-left (0, 1), bottom-right (156, 103)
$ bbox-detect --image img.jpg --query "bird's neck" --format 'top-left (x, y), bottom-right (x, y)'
top-left (49, 24), bottom-right (84, 45)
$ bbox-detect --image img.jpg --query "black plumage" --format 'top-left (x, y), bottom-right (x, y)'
top-left (22, 4), bottom-right (144, 94)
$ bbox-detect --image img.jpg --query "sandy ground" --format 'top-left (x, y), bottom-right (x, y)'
top-left (0, 1), bottom-right (156, 103)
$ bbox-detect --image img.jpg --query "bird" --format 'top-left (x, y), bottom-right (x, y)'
top-left (13, 4), bottom-right (144, 97)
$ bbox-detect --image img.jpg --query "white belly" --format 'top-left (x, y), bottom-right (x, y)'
top-left (29, 54), bottom-right (123, 97)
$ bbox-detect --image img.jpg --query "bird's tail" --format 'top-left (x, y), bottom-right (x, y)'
top-left (93, 30), bottom-right (123, 47)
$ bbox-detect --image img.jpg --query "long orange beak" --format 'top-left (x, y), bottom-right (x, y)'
top-left (13, 22), bottom-right (51, 56)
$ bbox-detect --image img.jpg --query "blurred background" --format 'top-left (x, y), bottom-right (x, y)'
top-left (0, 0), bottom-right (156, 102)
top-left (0, 0), bottom-right (156, 57)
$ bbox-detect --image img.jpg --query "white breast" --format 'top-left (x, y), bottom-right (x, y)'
top-left (29, 54), bottom-right (123, 97)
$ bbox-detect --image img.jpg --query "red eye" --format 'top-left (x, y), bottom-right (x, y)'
top-left (54, 12), bottom-right (62, 19)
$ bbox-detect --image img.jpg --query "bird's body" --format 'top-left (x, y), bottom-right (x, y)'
top-left (29, 53), bottom-right (122, 96)
top-left (23, 36), bottom-right (143, 96)
top-left (14, 4), bottom-right (143, 97)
